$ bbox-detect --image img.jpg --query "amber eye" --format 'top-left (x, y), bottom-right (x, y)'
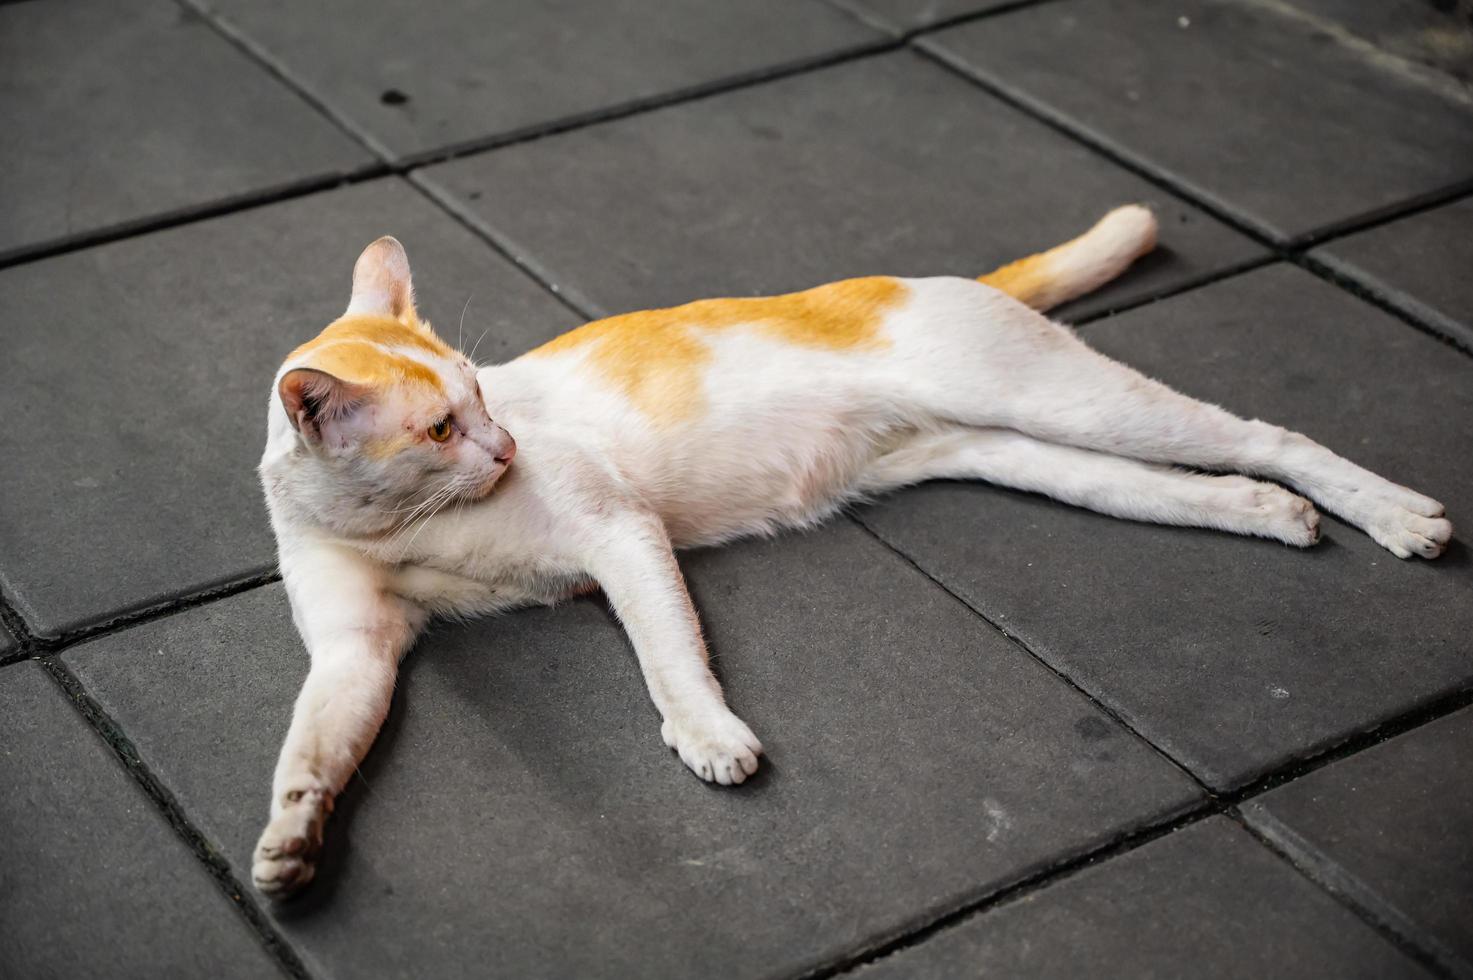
top-left (427, 418), bottom-right (453, 443)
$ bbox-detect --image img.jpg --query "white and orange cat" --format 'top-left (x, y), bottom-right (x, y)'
top-left (254, 205), bottom-right (1451, 896)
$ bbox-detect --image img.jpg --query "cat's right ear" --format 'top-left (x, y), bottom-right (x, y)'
top-left (278, 368), bottom-right (369, 441)
top-left (346, 236), bottom-right (417, 321)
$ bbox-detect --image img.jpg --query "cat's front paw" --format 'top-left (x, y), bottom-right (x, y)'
top-left (662, 710), bottom-right (763, 786)
top-left (253, 790), bottom-right (331, 899)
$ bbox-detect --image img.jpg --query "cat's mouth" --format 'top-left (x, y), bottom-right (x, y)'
top-left (468, 441), bottom-right (516, 499)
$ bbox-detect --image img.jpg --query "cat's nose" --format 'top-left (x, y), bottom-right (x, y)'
top-left (493, 431), bottom-right (516, 465)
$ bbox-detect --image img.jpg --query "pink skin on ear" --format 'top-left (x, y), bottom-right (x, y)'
top-left (278, 368), bottom-right (370, 440)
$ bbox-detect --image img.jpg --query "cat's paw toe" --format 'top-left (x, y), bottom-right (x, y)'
top-left (253, 849), bottom-right (316, 898)
top-left (1380, 486), bottom-right (1445, 519)
top-left (663, 711), bottom-right (763, 786)
top-left (253, 794), bottom-right (330, 899)
top-left (1251, 486), bottom-right (1320, 547)
top-left (1370, 507), bottom-right (1452, 560)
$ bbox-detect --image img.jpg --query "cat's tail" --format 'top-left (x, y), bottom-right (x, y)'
top-left (978, 204), bottom-right (1158, 312)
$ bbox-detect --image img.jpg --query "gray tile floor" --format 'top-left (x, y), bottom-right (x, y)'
top-left (2, 2), bottom-right (1470, 978)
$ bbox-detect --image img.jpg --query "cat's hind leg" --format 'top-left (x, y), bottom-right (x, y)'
top-left (891, 288), bottom-right (1450, 558)
top-left (860, 427), bottom-right (1321, 546)
top-left (990, 337), bottom-right (1448, 558)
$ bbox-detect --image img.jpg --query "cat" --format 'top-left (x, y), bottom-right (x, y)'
top-left (252, 205), bottom-right (1451, 896)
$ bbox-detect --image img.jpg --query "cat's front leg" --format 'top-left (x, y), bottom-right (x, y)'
top-left (586, 512), bottom-right (763, 785)
top-left (253, 543), bottom-right (426, 897)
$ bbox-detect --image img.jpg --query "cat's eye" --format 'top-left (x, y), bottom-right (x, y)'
top-left (427, 418), bottom-right (453, 442)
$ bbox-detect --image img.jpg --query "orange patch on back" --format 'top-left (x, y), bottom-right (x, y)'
top-left (529, 276), bottom-right (908, 422)
top-left (289, 314), bottom-right (451, 392)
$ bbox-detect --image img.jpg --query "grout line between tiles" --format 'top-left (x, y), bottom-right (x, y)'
top-left (1296, 251), bottom-right (1473, 355)
top-left (174, 0), bottom-right (396, 162)
top-left (1235, 807), bottom-right (1469, 979)
top-left (384, 38), bottom-right (903, 171)
top-left (848, 515), bottom-right (1210, 792)
top-left (0, 569), bottom-right (281, 668)
top-left (37, 657), bottom-right (315, 980)
top-left (378, 154), bottom-right (594, 327)
top-left (1068, 254), bottom-right (1279, 327)
top-left (909, 39), bottom-right (1473, 353)
top-left (0, 167), bottom-right (390, 274)
top-left (0, 0), bottom-right (1456, 366)
top-left (4, 6), bottom-right (1470, 973)
top-left (821, 513), bottom-right (1473, 978)
top-left (821, 0), bottom-right (1067, 41)
top-left (176, 0), bottom-right (899, 174)
top-left (791, 795), bottom-right (1218, 979)
top-left (405, 175), bottom-right (602, 323)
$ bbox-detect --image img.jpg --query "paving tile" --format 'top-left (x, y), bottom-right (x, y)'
top-left (0, 179), bottom-right (581, 638)
top-left (196, 0), bottom-right (882, 163)
top-left (923, 0), bottom-right (1473, 244)
top-left (827, 0), bottom-right (1012, 34)
top-left (860, 264), bottom-right (1473, 790)
top-left (1281, 0), bottom-right (1473, 84)
top-left (0, 0), bottom-right (372, 262)
top-left (0, 662), bottom-right (281, 980)
top-left (419, 50), bottom-right (1261, 323)
top-left (856, 816), bottom-right (1429, 979)
top-left (66, 523), bottom-right (1201, 980)
top-left (1244, 706), bottom-right (1473, 973)
top-left (1313, 196), bottom-right (1473, 351)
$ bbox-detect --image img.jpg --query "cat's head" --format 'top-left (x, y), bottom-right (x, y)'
top-left (264, 237), bottom-right (515, 536)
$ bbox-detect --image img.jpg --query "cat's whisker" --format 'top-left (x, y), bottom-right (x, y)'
top-left (457, 293), bottom-right (473, 354)
top-left (468, 326), bottom-right (491, 365)
top-left (381, 481), bottom-right (452, 546)
top-left (384, 474), bottom-right (468, 552)
top-left (400, 474), bottom-right (474, 554)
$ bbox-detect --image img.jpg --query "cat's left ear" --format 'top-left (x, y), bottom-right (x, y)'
top-left (278, 368), bottom-right (372, 441)
top-left (346, 236), bottom-right (419, 322)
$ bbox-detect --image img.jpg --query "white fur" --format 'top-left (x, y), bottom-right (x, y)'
top-left (251, 210), bottom-right (1451, 896)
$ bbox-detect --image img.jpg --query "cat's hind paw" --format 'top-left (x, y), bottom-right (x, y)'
top-left (1368, 504), bottom-right (1452, 560)
top-left (662, 710), bottom-right (763, 786)
top-left (253, 791), bottom-right (330, 898)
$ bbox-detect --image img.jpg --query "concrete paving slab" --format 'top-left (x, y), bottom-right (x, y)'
top-left (1313, 196), bottom-right (1473, 351)
top-left (0, 179), bottom-right (581, 638)
top-left (1281, 0), bottom-right (1473, 84)
top-left (827, 0), bottom-right (1013, 34)
top-left (923, 0), bottom-right (1473, 243)
top-left (66, 522), bottom-right (1201, 980)
top-left (860, 264), bottom-right (1473, 790)
top-left (1245, 706), bottom-right (1473, 974)
top-left (855, 817), bottom-right (1430, 979)
top-left (196, 0), bottom-right (882, 163)
top-left (419, 50), bottom-right (1261, 324)
top-left (0, 0), bottom-right (372, 262)
top-left (0, 662), bottom-right (282, 980)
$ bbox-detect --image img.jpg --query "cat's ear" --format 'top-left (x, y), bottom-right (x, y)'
top-left (346, 236), bottom-right (418, 321)
top-left (278, 368), bottom-right (371, 440)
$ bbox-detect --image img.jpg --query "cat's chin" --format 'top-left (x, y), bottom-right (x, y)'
top-left (467, 462), bottom-right (511, 501)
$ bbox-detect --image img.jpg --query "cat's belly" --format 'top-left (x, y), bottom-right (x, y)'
top-left (646, 415), bottom-right (909, 548)
top-left (388, 561), bottom-right (587, 617)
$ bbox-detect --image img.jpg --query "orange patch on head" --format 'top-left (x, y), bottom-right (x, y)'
top-left (529, 276), bottom-right (907, 422)
top-left (294, 314), bottom-right (453, 360)
top-left (363, 433), bottom-right (415, 461)
top-left (288, 314), bottom-right (451, 392)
